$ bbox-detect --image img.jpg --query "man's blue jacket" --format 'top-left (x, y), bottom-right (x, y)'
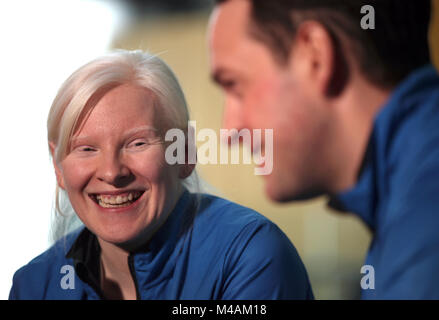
top-left (332, 65), bottom-right (439, 299)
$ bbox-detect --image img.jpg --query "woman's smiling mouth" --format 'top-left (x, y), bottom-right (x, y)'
top-left (89, 190), bottom-right (145, 208)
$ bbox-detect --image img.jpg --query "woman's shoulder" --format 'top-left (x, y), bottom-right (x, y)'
top-left (190, 192), bottom-right (286, 245)
top-left (195, 192), bottom-right (272, 227)
top-left (187, 193), bottom-right (312, 299)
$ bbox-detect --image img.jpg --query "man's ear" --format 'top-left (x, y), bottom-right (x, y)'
top-left (288, 20), bottom-right (348, 97)
top-left (49, 142), bottom-right (65, 190)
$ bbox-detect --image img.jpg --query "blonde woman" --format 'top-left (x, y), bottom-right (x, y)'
top-left (9, 50), bottom-right (313, 300)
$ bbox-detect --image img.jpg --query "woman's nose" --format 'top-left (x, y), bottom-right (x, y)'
top-left (96, 152), bottom-right (133, 187)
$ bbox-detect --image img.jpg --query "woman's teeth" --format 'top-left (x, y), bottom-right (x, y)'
top-left (95, 191), bottom-right (142, 208)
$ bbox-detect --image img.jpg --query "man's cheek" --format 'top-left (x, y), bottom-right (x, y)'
top-left (244, 90), bottom-right (278, 125)
top-left (249, 78), bottom-right (280, 105)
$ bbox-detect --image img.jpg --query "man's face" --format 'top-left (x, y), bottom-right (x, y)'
top-left (208, 0), bottom-right (332, 202)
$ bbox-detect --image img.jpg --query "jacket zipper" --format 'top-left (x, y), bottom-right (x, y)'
top-left (128, 255), bottom-right (141, 300)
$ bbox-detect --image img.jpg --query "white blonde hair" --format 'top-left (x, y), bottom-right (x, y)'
top-left (47, 49), bottom-right (197, 243)
top-left (48, 50), bottom-right (189, 162)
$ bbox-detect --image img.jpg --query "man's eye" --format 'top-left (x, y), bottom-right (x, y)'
top-left (221, 79), bottom-right (242, 98)
top-left (222, 79), bottom-right (236, 89)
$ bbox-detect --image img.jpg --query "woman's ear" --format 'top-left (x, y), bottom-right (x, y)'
top-left (49, 142), bottom-right (66, 190)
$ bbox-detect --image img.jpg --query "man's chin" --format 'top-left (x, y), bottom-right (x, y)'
top-left (265, 180), bottom-right (324, 203)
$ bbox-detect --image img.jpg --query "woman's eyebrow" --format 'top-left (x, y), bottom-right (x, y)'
top-left (71, 126), bottom-right (158, 144)
top-left (123, 125), bottom-right (158, 137)
top-left (70, 135), bottom-right (90, 145)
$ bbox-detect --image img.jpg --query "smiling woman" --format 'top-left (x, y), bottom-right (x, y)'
top-left (8, 50), bottom-right (313, 300)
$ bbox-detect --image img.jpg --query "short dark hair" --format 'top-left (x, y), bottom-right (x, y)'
top-left (215, 0), bottom-right (432, 88)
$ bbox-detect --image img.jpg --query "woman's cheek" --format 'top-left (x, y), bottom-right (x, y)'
top-left (61, 157), bottom-right (95, 190)
top-left (130, 151), bottom-right (168, 182)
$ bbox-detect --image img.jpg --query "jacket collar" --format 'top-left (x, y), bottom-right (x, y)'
top-left (65, 189), bottom-right (195, 295)
top-left (127, 189), bottom-right (197, 290)
top-left (328, 65), bottom-right (439, 231)
top-left (65, 226), bottom-right (102, 296)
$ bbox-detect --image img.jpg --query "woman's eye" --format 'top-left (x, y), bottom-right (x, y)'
top-left (128, 140), bottom-right (148, 148)
top-left (134, 142), bottom-right (145, 147)
top-left (79, 146), bottom-right (95, 152)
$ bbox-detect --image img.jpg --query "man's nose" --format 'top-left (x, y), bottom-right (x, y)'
top-left (96, 152), bottom-right (133, 187)
top-left (222, 98), bottom-right (247, 148)
top-left (222, 98), bottom-right (244, 132)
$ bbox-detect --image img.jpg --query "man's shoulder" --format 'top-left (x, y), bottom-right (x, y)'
top-left (380, 66), bottom-right (439, 182)
top-left (387, 66), bottom-right (439, 147)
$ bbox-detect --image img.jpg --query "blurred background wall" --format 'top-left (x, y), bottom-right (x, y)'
top-left (1, 0), bottom-right (438, 299)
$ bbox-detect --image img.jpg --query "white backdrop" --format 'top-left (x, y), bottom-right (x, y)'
top-left (0, 0), bottom-right (124, 299)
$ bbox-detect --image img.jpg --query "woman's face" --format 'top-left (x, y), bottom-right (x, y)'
top-left (54, 84), bottom-right (184, 247)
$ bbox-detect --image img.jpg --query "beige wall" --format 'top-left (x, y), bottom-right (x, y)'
top-left (112, 2), bottom-right (439, 299)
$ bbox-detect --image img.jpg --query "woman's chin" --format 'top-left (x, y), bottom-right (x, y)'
top-left (95, 227), bottom-right (142, 248)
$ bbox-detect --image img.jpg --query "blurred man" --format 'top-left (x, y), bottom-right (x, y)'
top-left (208, 0), bottom-right (439, 298)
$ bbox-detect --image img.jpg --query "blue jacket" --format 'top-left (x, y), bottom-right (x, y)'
top-left (331, 65), bottom-right (439, 299)
top-left (9, 191), bottom-right (313, 299)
